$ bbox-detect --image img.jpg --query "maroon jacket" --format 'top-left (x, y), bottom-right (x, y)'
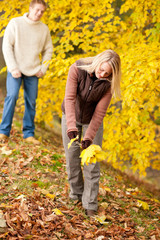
top-left (61, 61), bottom-right (112, 141)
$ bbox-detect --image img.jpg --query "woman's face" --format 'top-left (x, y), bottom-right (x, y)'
top-left (95, 62), bottom-right (112, 79)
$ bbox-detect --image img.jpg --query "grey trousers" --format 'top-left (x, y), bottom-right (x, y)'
top-left (61, 114), bottom-right (103, 211)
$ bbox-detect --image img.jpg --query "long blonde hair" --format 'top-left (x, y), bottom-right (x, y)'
top-left (78, 50), bottom-right (121, 97)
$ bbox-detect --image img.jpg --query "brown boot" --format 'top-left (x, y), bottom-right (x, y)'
top-left (0, 134), bottom-right (8, 141)
top-left (24, 136), bottom-right (40, 145)
top-left (85, 209), bottom-right (96, 217)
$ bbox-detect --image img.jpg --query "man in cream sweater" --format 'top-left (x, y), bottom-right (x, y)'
top-left (0, 0), bottom-right (53, 144)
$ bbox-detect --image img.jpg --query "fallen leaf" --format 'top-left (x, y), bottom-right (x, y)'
top-left (95, 215), bottom-right (109, 225)
top-left (84, 232), bottom-right (95, 239)
top-left (132, 207), bottom-right (139, 213)
top-left (53, 208), bottom-right (63, 215)
top-left (105, 214), bottom-right (114, 221)
top-left (16, 195), bottom-right (26, 201)
top-left (126, 187), bottom-right (138, 192)
top-left (99, 187), bottom-right (106, 196)
top-left (0, 210), bottom-right (7, 228)
top-left (150, 235), bottom-right (156, 240)
top-left (137, 200), bottom-right (149, 210)
top-left (0, 232), bottom-right (8, 238)
top-left (100, 202), bottom-right (109, 209)
top-left (0, 203), bottom-right (12, 209)
top-left (22, 156), bottom-right (34, 166)
top-left (1, 146), bottom-right (12, 156)
top-left (137, 226), bottom-right (145, 233)
top-left (151, 198), bottom-right (160, 203)
top-left (104, 187), bottom-right (111, 192)
top-left (95, 236), bottom-right (105, 240)
top-left (46, 193), bottom-right (56, 200)
top-left (43, 212), bottom-right (57, 222)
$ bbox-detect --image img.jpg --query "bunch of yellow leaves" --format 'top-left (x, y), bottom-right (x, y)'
top-left (80, 144), bottom-right (107, 166)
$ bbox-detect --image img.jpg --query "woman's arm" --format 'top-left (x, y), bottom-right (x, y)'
top-left (65, 62), bottom-right (79, 133)
top-left (84, 88), bottom-right (112, 141)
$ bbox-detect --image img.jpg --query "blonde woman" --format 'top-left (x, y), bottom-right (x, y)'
top-left (61, 49), bottom-right (121, 216)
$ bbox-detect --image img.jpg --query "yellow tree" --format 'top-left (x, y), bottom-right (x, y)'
top-left (0, 0), bottom-right (159, 175)
top-left (102, 0), bottom-right (160, 174)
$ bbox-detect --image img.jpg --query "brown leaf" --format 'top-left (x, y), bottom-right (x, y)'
top-left (36, 219), bottom-right (45, 228)
top-left (31, 183), bottom-right (39, 188)
top-left (132, 207), bottom-right (139, 213)
top-left (137, 226), bottom-right (145, 233)
top-left (150, 236), bottom-right (156, 240)
top-left (22, 156), bottom-right (34, 166)
top-left (105, 214), bottom-right (114, 221)
top-left (65, 223), bottom-right (82, 237)
top-left (99, 187), bottom-right (107, 196)
top-left (19, 211), bottom-right (29, 222)
top-left (84, 232), bottom-right (95, 239)
top-left (44, 213), bottom-right (58, 222)
top-left (4, 212), bottom-right (12, 228)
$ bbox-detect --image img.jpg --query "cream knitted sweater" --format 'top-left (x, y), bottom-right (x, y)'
top-left (2, 13), bottom-right (53, 76)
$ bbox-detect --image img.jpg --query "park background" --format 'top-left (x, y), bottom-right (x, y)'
top-left (0, 1), bottom-right (160, 239)
top-left (0, 0), bottom-right (160, 186)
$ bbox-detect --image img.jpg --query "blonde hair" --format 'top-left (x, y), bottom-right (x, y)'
top-left (78, 50), bottom-right (121, 97)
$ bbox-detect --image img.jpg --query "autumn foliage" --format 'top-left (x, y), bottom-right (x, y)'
top-left (0, 0), bottom-right (159, 175)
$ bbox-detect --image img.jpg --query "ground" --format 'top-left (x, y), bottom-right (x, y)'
top-left (0, 98), bottom-right (160, 239)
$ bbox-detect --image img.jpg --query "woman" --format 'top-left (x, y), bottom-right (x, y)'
top-left (61, 49), bottom-right (121, 216)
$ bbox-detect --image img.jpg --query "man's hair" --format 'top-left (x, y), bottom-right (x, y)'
top-left (30, 0), bottom-right (47, 8)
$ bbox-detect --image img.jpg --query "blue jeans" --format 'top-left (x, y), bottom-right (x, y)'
top-left (0, 72), bottom-right (38, 138)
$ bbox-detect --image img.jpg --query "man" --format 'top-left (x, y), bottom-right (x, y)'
top-left (0, 0), bottom-right (53, 144)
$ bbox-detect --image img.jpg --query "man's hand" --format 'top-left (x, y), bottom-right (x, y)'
top-left (81, 140), bottom-right (92, 149)
top-left (11, 69), bottom-right (22, 78)
top-left (36, 70), bottom-right (44, 78)
top-left (67, 131), bottom-right (78, 140)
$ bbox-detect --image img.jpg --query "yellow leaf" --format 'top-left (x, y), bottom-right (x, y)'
top-left (151, 198), bottom-right (160, 203)
top-left (137, 200), bottom-right (149, 210)
top-left (68, 135), bottom-right (79, 149)
top-left (126, 187), bottom-right (138, 192)
top-left (38, 136), bottom-right (42, 142)
top-left (46, 194), bottom-right (56, 200)
top-left (101, 202), bottom-right (109, 209)
top-left (42, 148), bottom-right (50, 152)
top-left (95, 215), bottom-right (109, 225)
top-left (53, 208), bottom-right (63, 215)
top-left (104, 187), bottom-right (111, 192)
top-left (80, 145), bottom-right (106, 165)
top-left (0, 203), bottom-right (12, 208)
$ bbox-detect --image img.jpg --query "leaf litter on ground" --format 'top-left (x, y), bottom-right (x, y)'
top-left (0, 119), bottom-right (160, 239)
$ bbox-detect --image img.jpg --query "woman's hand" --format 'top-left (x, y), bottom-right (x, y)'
top-left (67, 131), bottom-right (78, 140)
top-left (81, 140), bottom-right (92, 149)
